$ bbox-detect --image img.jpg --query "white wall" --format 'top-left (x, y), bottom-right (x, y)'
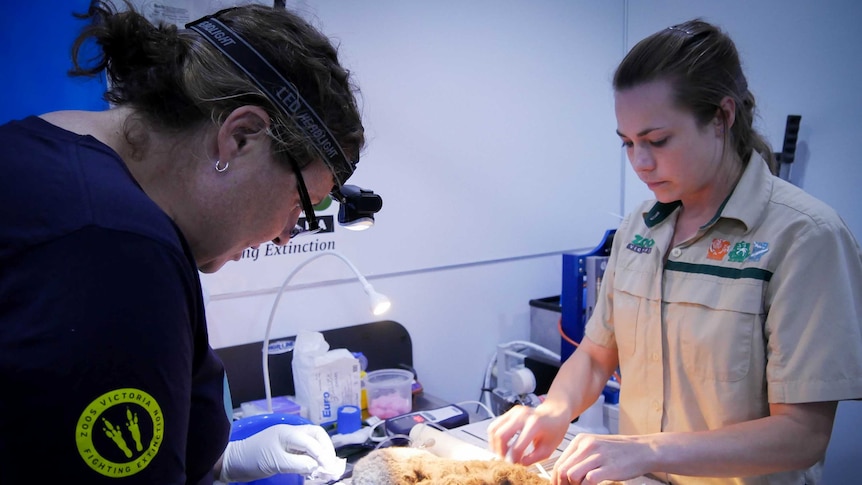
top-left (204, 0), bottom-right (626, 413)
top-left (282, 0), bottom-right (625, 275)
top-left (205, 0), bottom-right (861, 480)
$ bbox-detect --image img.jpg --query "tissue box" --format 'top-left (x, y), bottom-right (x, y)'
top-left (299, 353), bottom-right (361, 424)
top-left (292, 330), bottom-right (362, 425)
top-left (240, 395), bottom-right (302, 417)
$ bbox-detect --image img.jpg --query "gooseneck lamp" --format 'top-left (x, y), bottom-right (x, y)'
top-left (261, 251), bottom-right (391, 413)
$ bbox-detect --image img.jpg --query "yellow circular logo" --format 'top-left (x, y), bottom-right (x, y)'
top-left (76, 388), bottom-right (164, 478)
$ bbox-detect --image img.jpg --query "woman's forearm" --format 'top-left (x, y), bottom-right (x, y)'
top-left (544, 336), bottom-right (618, 421)
top-left (648, 401), bottom-right (837, 478)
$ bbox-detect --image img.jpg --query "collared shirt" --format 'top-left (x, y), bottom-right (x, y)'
top-left (585, 154), bottom-right (862, 485)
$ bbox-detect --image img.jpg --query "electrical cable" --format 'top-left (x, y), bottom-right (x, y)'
top-left (481, 340), bottom-right (561, 411)
top-left (480, 353), bottom-right (496, 410)
top-left (365, 419), bottom-right (389, 443)
top-left (557, 316), bottom-right (622, 385)
top-left (373, 434), bottom-right (411, 449)
top-left (482, 329), bottom-right (622, 412)
top-left (455, 400), bottom-right (495, 420)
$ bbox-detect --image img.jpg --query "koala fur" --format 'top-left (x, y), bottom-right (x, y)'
top-left (350, 446), bottom-right (548, 485)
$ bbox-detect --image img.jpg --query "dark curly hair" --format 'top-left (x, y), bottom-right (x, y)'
top-left (69, 0), bottom-right (364, 184)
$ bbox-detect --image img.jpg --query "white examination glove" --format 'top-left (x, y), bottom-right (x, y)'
top-left (220, 424), bottom-right (343, 483)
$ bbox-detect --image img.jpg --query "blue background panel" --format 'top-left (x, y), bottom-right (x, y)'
top-left (1, 0), bottom-right (108, 123)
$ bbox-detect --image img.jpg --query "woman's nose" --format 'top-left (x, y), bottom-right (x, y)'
top-left (272, 222), bottom-right (297, 246)
top-left (630, 145), bottom-right (655, 172)
top-left (272, 207), bottom-right (304, 245)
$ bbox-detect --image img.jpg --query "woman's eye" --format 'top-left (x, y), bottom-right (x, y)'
top-left (650, 138), bottom-right (668, 147)
top-left (620, 140), bottom-right (633, 148)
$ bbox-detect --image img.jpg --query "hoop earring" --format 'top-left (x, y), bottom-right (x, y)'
top-left (215, 159), bottom-right (229, 173)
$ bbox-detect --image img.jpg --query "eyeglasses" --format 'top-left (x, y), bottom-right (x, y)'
top-left (288, 161), bottom-right (323, 239)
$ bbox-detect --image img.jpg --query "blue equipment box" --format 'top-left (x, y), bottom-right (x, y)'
top-left (560, 229), bottom-right (616, 362)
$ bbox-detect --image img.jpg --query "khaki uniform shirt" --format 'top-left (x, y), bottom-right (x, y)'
top-left (585, 154), bottom-right (862, 484)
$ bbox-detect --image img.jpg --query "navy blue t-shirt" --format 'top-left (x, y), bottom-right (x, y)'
top-left (0, 116), bottom-right (230, 484)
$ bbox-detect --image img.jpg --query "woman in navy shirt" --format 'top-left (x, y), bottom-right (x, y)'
top-left (0, 1), bottom-right (366, 483)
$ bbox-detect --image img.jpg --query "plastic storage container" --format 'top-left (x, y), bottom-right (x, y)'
top-left (365, 368), bottom-right (414, 419)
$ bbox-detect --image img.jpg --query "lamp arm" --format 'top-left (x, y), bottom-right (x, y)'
top-left (261, 250), bottom-right (383, 414)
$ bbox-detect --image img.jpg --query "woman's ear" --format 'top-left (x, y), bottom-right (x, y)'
top-left (216, 106), bottom-right (271, 160)
top-left (716, 96), bottom-right (736, 136)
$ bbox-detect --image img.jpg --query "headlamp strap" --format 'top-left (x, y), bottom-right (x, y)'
top-left (185, 14), bottom-right (356, 185)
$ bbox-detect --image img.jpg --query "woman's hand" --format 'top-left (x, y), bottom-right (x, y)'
top-left (218, 424), bottom-right (343, 482)
top-left (486, 402), bottom-right (573, 466)
top-left (552, 432), bottom-right (654, 485)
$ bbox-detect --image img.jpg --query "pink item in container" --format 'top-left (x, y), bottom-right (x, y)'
top-left (365, 368), bottom-right (414, 419)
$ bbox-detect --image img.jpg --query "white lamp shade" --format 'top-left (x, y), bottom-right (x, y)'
top-left (369, 289), bottom-right (391, 316)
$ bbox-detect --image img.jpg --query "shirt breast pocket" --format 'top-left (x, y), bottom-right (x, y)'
top-left (669, 278), bottom-right (765, 382)
top-left (611, 269), bottom-right (657, 358)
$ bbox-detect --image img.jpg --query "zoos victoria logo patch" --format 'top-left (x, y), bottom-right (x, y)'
top-left (76, 388), bottom-right (164, 478)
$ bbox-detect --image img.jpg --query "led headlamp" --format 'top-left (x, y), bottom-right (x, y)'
top-left (331, 185), bottom-right (383, 231)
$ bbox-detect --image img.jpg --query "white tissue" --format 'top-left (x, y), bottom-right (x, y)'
top-left (330, 426), bottom-right (374, 448)
top-left (308, 454), bottom-right (347, 482)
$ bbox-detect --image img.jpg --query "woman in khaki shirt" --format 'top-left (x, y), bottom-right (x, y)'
top-left (488, 18), bottom-right (862, 485)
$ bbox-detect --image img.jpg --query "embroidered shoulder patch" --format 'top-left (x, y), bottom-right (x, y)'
top-left (76, 388), bottom-right (164, 478)
top-left (626, 234), bottom-right (655, 254)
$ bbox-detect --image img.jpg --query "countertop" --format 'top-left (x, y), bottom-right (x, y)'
top-left (318, 393), bottom-right (664, 484)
